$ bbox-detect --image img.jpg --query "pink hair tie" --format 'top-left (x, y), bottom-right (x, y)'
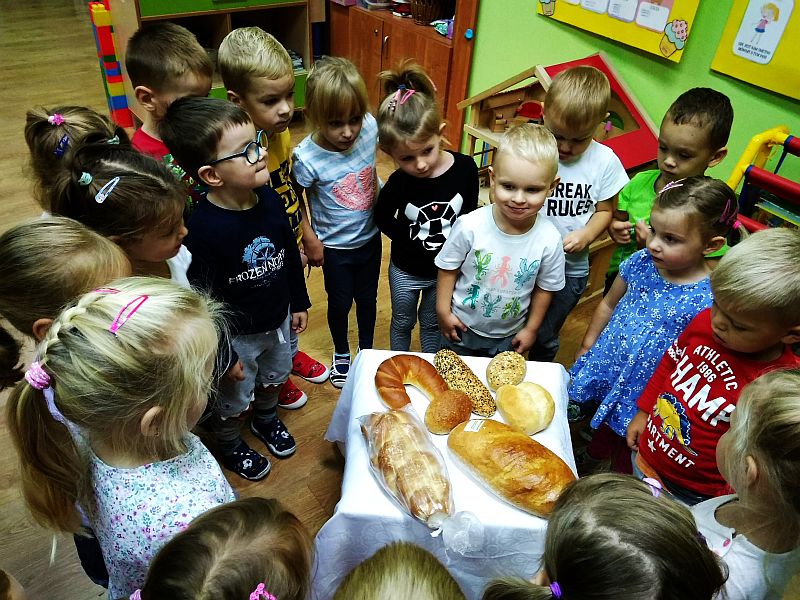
top-left (25, 361), bottom-right (51, 390)
top-left (47, 113), bottom-right (65, 126)
top-left (129, 590), bottom-right (142, 600)
top-left (250, 583), bottom-right (277, 600)
top-left (549, 581), bottom-right (562, 598)
top-left (733, 219), bottom-right (742, 230)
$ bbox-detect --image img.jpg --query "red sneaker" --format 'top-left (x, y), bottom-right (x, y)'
top-left (292, 351), bottom-right (330, 383)
top-left (278, 379), bottom-right (308, 410)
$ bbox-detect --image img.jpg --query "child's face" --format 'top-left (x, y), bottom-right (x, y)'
top-left (490, 152), bottom-right (558, 231)
top-left (646, 207), bottom-right (709, 273)
top-left (123, 216), bottom-right (187, 264)
top-left (710, 297), bottom-right (793, 357)
top-left (658, 119), bottom-right (723, 184)
top-left (543, 107), bottom-right (596, 163)
top-left (235, 75), bottom-right (295, 134)
top-left (210, 122), bottom-right (270, 190)
top-left (317, 114), bottom-right (364, 152)
top-left (388, 132), bottom-right (445, 178)
top-left (151, 71), bottom-right (212, 119)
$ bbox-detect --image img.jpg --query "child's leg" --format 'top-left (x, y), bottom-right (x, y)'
top-left (353, 234), bottom-right (382, 350)
top-left (528, 274), bottom-right (588, 362)
top-left (388, 261), bottom-right (423, 351)
top-left (322, 246), bottom-right (355, 354)
top-left (418, 281), bottom-right (441, 354)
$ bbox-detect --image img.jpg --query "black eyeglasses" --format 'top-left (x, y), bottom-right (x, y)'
top-left (208, 130), bottom-right (268, 165)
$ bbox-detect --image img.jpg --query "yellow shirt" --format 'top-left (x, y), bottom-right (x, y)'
top-left (267, 128), bottom-right (303, 245)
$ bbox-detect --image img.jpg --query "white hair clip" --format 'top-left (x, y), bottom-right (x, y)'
top-left (95, 176), bottom-right (120, 203)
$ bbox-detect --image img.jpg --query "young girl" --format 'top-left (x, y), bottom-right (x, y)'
top-left (49, 142), bottom-right (190, 285)
top-left (292, 56), bottom-right (380, 388)
top-left (481, 473), bottom-right (726, 600)
top-left (374, 62), bottom-right (478, 353)
top-left (24, 105), bottom-right (128, 212)
top-left (692, 369), bottom-right (800, 600)
top-left (136, 497), bottom-right (313, 600)
top-left (568, 176), bottom-right (736, 472)
top-left (5, 277), bottom-right (236, 599)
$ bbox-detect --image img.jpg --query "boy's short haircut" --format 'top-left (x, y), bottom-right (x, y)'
top-left (305, 57), bottom-right (369, 132)
top-left (495, 123), bottom-right (559, 180)
top-left (218, 27), bottom-right (294, 95)
top-left (545, 66), bottom-right (610, 131)
top-left (666, 87), bottom-right (734, 151)
top-left (710, 228), bottom-right (800, 325)
top-left (126, 22), bottom-right (213, 90)
top-left (159, 96), bottom-right (253, 181)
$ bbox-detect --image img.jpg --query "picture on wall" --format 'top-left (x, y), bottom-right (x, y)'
top-left (711, 0), bottom-right (799, 100)
top-left (536, 0), bottom-right (701, 63)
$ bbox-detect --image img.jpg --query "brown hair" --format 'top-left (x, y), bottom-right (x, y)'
top-left (654, 175), bottom-right (737, 239)
top-left (218, 27), bottom-right (294, 95)
top-left (544, 66), bottom-right (610, 131)
top-left (304, 57), bottom-right (369, 132)
top-left (377, 61), bottom-right (442, 151)
top-left (666, 88), bottom-right (733, 151)
top-left (141, 497), bottom-right (313, 600)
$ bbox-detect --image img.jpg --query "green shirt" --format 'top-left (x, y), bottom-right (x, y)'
top-left (608, 169), bottom-right (660, 274)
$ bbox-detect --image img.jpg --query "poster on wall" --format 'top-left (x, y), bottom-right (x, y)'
top-left (711, 0), bottom-right (799, 100)
top-left (536, 0), bottom-right (701, 63)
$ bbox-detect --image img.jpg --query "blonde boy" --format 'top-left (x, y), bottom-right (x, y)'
top-left (530, 66), bottom-right (629, 362)
top-left (218, 27), bottom-right (330, 406)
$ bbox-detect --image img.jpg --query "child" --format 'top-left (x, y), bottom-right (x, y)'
top-left (481, 473), bottom-right (726, 600)
top-left (374, 62), bottom-right (479, 353)
top-left (569, 177), bottom-right (736, 473)
top-left (628, 228), bottom-right (800, 505)
top-left (529, 66), bottom-right (629, 362)
top-left (292, 57), bottom-right (380, 387)
top-left (333, 542), bottom-right (466, 600)
top-left (49, 143), bottom-right (190, 285)
top-left (606, 88), bottom-right (733, 291)
top-left (24, 105), bottom-right (127, 212)
top-left (0, 570), bottom-right (25, 600)
top-left (5, 278), bottom-right (236, 599)
top-left (136, 497), bottom-right (313, 600)
top-left (161, 97), bottom-right (310, 481)
top-left (692, 369), bottom-right (800, 600)
top-left (218, 26), bottom-right (330, 409)
top-left (435, 123), bottom-right (564, 358)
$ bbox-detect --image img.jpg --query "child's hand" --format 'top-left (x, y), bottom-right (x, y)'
top-left (609, 218), bottom-right (632, 244)
top-left (626, 410), bottom-right (648, 451)
top-left (511, 328), bottom-right (536, 354)
top-left (291, 311), bottom-right (308, 334)
top-left (224, 360), bottom-right (245, 382)
top-left (299, 248), bottom-right (309, 269)
top-left (438, 311), bottom-right (466, 342)
top-left (562, 229), bottom-right (592, 254)
top-left (634, 219), bottom-right (649, 248)
top-left (302, 237), bottom-right (325, 267)
top-left (574, 344), bottom-right (591, 361)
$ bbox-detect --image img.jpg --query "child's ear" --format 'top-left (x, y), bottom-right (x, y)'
top-left (140, 406), bottom-right (164, 438)
top-left (197, 165), bottom-right (223, 187)
top-left (548, 175), bottom-right (561, 196)
top-left (134, 85), bottom-right (158, 113)
top-left (488, 165), bottom-right (495, 186)
top-left (707, 146), bottom-right (728, 169)
top-left (744, 455), bottom-right (759, 488)
top-left (31, 318), bottom-right (53, 341)
top-left (439, 122), bottom-right (447, 135)
top-left (780, 323), bottom-right (800, 346)
top-left (227, 90), bottom-right (242, 105)
top-left (702, 235), bottom-right (726, 256)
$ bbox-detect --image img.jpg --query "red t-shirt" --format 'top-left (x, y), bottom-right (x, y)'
top-left (637, 308), bottom-right (798, 497)
top-left (131, 128), bottom-right (170, 159)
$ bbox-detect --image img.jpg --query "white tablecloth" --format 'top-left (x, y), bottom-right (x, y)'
top-left (313, 349), bottom-right (576, 600)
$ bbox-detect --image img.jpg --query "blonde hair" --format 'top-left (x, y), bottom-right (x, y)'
top-left (141, 497), bottom-right (312, 600)
top-left (218, 27), bottom-right (294, 95)
top-left (304, 57), bottom-right (369, 131)
top-left (24, 106), bottom-right (127, 211)
top-left (333, 542), bottom-right (466, 600)
top-left (482, 474), bottom-right (725, 600)
top-left (6, 277), bottom-right (223, 532)
top-left (377, 61), bottom-right (441, 151)
top-left (655, 175), bottom-right (737, 239)
top-left (763, 2), bottom-right (780, 19)
top-left (545, 66), bottom-right (610, 131)
top-left (710, 228), bottom-right (800, 325)
top-left (495, 123), bottom-right (559, 180)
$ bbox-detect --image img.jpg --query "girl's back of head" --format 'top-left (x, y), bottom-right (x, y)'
top-left (376, 61), bottom-right (441, 150)
top-left (6, 277), bottom-right (223, 532)
top-left (140, 497), bottom-right (312, 600)
top-left (483, 473), bottom-right (725, 600)
top-left (24, 106), bottom-right (129, 211)
top-left (333, 542), bottom-right (466, 600)
top-left (305, 56), bottom-right (369, 131)
top-left (655, 175), bottom-right (737, 240)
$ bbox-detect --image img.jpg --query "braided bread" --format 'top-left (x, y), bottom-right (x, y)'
top-left (375, 354), bottom-right (449, 409)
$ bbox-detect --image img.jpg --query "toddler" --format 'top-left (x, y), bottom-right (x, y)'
top-left (628, 228), bottom-right (800, 505)
top-left (435, 123), bottom-right (564, 357)
top-left (375, 61), bottom-right (478, 353)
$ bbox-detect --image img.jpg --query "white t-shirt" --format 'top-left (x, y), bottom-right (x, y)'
top-left (692, 494), bottom-right (800, 600)
top-left (167, 244), bottom-right (192, 288)
top-left (541, 140), bottom-right (628, 277)
top-left (435, 205), bottom-right (565, 337)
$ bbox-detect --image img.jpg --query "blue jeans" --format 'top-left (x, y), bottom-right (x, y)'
top-left (528, 274), bottom-right (588, 362)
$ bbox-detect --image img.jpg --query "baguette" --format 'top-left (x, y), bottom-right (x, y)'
top-left (375, 354), bottom-right (449, 409)
top-left (448, 419), bottom-right (575, 517)
top-left (433, 349), bottom-right (496, 417)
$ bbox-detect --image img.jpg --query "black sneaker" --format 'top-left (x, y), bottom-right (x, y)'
top-left (251, 417), bottom-right (297, 458)
top-left (220, 439), bottom-right (271, 481)
top-left (329, 352), bottom-right (351, 389)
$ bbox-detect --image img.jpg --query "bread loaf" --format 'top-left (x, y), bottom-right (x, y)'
top-left (486, 351), bottom-right (526, 390)
top-left (424, 390), bottom-right (473, 435)
top-left (448, 419), bottom-right (575, 517)
top-left (360, 410), bottom-right (453, 528)
top-left (495, 382), bottom-right (555, 434)
top-left (375, 354), bottom-right (449, 409)
top-left (433, 349), bottom-right (496, 417)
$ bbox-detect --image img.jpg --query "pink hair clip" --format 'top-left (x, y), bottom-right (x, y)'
top-left (643, 477), bottom-right (662, 498)
top-left (389, 85), bottom-right (416, 112)
top-left (659, 179), bottom-right (685, 195)
top-left (250, 583), bottom-right (277, 600)
top-left (109, 295), bottom-right (149, 335)
top-left (47, 113), bottom-right (65, 126)
top-left (25, 361), bottom-right (51, 390)
top-left (129, 590), bottom-right (142, 600)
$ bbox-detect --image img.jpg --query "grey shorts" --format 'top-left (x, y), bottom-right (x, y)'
top-left (440, 327), bottom-right (516, 358)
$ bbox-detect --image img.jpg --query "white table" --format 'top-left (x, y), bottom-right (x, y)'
top-left (313, 349), bottom-right (576, 600)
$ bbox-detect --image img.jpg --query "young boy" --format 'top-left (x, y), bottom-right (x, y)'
top-left (218, 27), bottom-right (329, 408)
top-left (529, 66), bottom-right (629, 363)
top-left (627, 228), bottom-right (800, 505)
top-left (435, 124), bottom-right (565, 357)
top-left (606, 88), bottom-right (733, 291)
top-left (160, 97), bottom-right (310, 481)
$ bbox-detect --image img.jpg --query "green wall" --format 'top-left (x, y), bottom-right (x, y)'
top-left (468, 0), bottom-right (800, 183)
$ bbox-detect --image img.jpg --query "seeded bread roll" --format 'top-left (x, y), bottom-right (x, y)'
top-left (433, 349), bottom-right (496, 417)
top-left (425, 390), bottom-right (473, 435)
top-left (486, 351), bottom-right (527, 390)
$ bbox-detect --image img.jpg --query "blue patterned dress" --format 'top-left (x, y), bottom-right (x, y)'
top-left (569, 249), bottom-right (713, 437)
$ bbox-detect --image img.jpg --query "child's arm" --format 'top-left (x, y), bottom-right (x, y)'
top-left (436, 268), bottom-right (467, 342)
top-left (563, 197), bottom-right (614, 254)
top-left (511, 286), bottom-right (552, 354)
top-left (297, 191), bottom-right (324, 267)
top-left (576, 274), bottom-right (628, 358)
top-left (626, 339), bottom-right (679, 450)
top-left (291, 310), bottom-right (308, 334)
top-left (626, 410), bottom-right (649, 451)
top-left (609, 209), bottom-right (632, 245)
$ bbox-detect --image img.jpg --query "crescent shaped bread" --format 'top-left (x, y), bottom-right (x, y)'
top-left (375, 354), bottom-right (449, 409)
top-left (433, 349), bottom-right (496, 417)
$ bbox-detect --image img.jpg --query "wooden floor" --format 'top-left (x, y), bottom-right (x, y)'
top-left (0, 2), bottom-right (598, 597)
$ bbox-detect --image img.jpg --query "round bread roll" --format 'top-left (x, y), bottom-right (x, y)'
top-left (495, 382), bottom-right (555, 435)
top-left (486, 351), bottom-right (527, 390)
top-left (425, 390), bottom-right (473, 435)
top-left (375, 354), bottom-right (449, 409)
